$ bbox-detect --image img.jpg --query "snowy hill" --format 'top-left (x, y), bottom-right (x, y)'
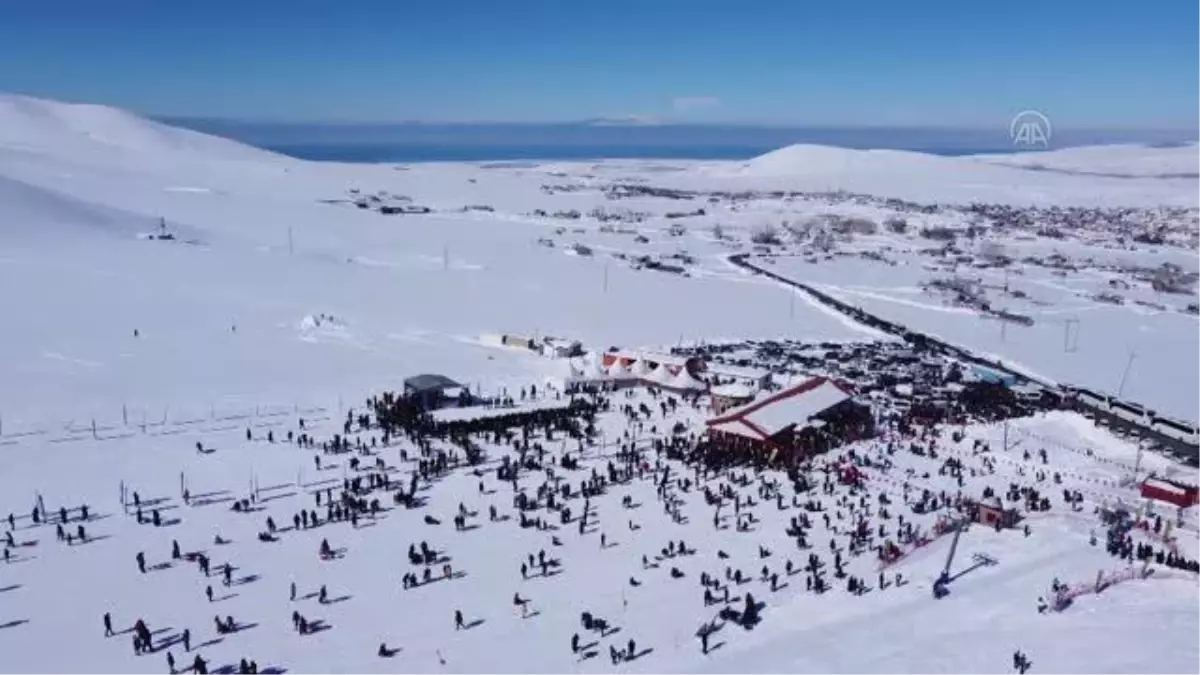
top-left (972, 143), bottom-right (1200, 178)
top-left (707, 142), bottom-right (1199, 207)
top-left (0, 94), bottom-right (282, 164)
top-left (741, 144), bottom-right (957, 176)
top-left (0, 172), bottom-right (177, 243)
top-left (0, 94), bottom-right (1196, 674)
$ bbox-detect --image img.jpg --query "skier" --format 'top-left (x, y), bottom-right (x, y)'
top-left (167, 651), bottom-right (176, 674)
top-left (290, 581), bottom-right (297, 601)
top-left (206, 585), bottom-right (214, 602)
top-left (182, 628), bottom-right (190, 652)
top-left (136, 551), bottom-right (146, 574)
top-left (103, 612), bottom-right (113, 637)
top-left (172, 540), bottom-right (181, 560)
top-left (455, 610), bottom-right (465, 630)
top-left (571, 632), bottom-right (580, 653)
top-left (319, 585), bottom-right (328, 604)
top-left (192, 654), bottom-right (208, 675)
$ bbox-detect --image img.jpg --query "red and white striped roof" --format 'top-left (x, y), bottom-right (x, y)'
top-left (705, 376), bottom-right (853, 441)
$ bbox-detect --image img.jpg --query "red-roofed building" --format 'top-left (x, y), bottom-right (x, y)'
top-left (704, 376), bottom-right (873, 465)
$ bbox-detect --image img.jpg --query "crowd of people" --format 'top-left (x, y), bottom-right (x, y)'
top-left (5, 368), bottom-right (1195, 673)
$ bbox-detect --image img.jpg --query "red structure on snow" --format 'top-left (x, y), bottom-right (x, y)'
top-left (1140, 477), bottom-right (1199, 509)
top-left (703, 376), bottom-right (873, 464)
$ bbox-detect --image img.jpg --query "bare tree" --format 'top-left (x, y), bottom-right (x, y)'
top-left (750, 223), bottom-right (783, 245)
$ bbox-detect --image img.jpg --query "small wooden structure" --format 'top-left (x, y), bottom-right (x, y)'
top-left (973, 495), bottom-right (1018, 529)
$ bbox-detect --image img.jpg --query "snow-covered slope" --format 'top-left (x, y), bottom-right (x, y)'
top-left (0, 173), bottom-right (172, 243)
top-left (741, 144), bottom-right (958, 176)
top-left (972, 142), bottom-right (1200, 178)
top-left (0, 94), bottom-right (282, 164)
top-left (0, 94), bottom-right (1196, 674)
top-left (702, 142), bottom-right (1199, 207)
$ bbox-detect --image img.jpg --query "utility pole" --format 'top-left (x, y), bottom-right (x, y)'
top-left (1062, 318), bottom-right (1080, 353)
top-left (1117, 349), bottom-right (1138, 398)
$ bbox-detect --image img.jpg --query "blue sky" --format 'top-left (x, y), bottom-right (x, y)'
top-left (1, 0), bottom-right (1196, 127)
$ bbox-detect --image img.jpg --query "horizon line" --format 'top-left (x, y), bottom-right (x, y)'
top-left (157, 115), bottom-right (1200, 134)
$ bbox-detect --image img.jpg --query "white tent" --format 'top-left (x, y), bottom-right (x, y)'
top-left (606, 360), bottom-right (636, 381)
top-left (569, 355), bottom-right (608, 381)
top-left (644, 365), bottom-right (674, 386)
top-left (669, 367), bottom-right (708, 391)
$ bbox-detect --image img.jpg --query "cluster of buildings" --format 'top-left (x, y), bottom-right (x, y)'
top-left (402, 318), bottom-right (1196, 473)
top-left (564, 348), bottom-right (875, 464)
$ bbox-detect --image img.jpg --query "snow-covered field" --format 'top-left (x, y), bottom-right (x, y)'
top-left (766, 244), bottom-right (1200, 424)
top-left (0, 93), bottom-right (1197, 673)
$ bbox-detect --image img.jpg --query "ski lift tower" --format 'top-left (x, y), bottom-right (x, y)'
top-left (932, 516), bottom-right (973, 599)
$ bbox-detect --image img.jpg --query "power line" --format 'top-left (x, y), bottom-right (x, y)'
top-left (1116, 349), bottom-right (1138, 398)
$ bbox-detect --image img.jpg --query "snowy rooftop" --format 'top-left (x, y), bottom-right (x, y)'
top-left (711, 382), bottom-right (758, 399)
top-left (705, 363), bottom-right (771, 381)
top-left (428, 397), bottom-right (572, 423)
top-left (709, 377), bottom-right (853, 438)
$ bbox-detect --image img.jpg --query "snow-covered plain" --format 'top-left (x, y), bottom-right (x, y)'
top-left (766, 244), bottom-right (1200, 424)
top-left (0, 94), bottom-right (1197, 673)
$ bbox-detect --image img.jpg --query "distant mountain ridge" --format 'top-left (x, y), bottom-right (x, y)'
top-left (156, 113), bottom-right (1199, 160)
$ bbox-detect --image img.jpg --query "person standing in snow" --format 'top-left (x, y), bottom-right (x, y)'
top-left (103, 612), bottom-right (113, 637)
top-left (167, 651), bottom-right (176, 674)
top-left (454, 610), bottom-right (465, 630)
top-left (136, 551), bottom-right (146, 574)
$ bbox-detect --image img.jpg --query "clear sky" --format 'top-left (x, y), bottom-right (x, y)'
top-left (1, 0), bottom-right (1196, 127)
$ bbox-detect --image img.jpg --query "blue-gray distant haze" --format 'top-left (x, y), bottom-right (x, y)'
top-left (162, 118), bottom-right (1199, 163)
